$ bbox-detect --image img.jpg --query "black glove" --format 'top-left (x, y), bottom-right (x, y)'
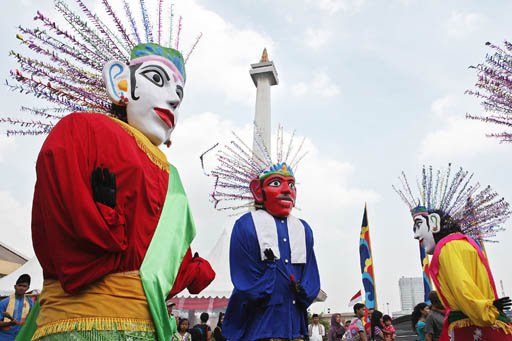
top-left (92, 167), bottom-right (116, 208)
top-left (264, 248), bottom-right (276, 262)
top-left (494, 297), bottom-right (512, 311)
top-left (293, 280), bottom-right (302, 294)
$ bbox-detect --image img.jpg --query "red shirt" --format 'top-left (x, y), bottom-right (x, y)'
top-left (32, 112), bottom-right (213, 294)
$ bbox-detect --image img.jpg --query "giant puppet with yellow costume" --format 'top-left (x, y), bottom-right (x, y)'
top-left (202, 127), bottom-right (321, 340)
top-left (2, 1), bottom-right (213, 340)
top-left (394, 165), bottom-right (512, 341)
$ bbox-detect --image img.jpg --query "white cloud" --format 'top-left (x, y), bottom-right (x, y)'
top-left (308, 0), bottom-right (366, 14)
top-left (0, 191), bottom-right (32, 258)
top-left (291, 72), bottom-right (340, 97)
top-left (0, 136), bottom-right (15, 162)
top-left (171, 1), bottom-right (275, 104)
top-left (304, 28), bottom-right (333, 49)
top-left (419, 96), bottom-right (502, 161)
top-left (446, 11), bottom-right (486, 38)
top-left (166, 111), bottom-right (379, 297)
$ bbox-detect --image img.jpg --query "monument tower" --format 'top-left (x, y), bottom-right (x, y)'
top-left (250, 48), bottom-right (279, 156)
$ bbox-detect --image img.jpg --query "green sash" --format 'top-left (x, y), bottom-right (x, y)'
top-left (140, 164), bottom-right (196, 340)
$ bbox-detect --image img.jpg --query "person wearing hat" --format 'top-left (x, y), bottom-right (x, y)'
top-left (0, 274), bottom-right (33, 340)
top-left (167, 301), bottom-right (177, 327)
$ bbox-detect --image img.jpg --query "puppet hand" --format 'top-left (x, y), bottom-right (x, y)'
top-left (92, 167), bottom-right (116, 208)
top-left (494, 297), bottom-right (512, 311)
top-left (264, 248), bottom-right (276, 262)
top-left (294, 280), bottom-right (303, 294)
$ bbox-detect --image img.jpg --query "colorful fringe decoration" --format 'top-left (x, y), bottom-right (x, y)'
top-left (1, 0), bottom-right (202, 137)
top-left (32, 317), bottom-right (155, 340)
top-left (393, 164), bottom-right (510, 242)
top-left (467, 41), bottom-right (512, 142)
top-left (200, 124), bottom-right (308, 212)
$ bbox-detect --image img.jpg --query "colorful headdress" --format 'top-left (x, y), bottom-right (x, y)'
top-left (466, 41), bottom-right (512, 142)
top-left (1, 0), bottom-right (202, 136)
top-left (201, 125), bottom-right (307, 211)
top-left (393, 164), bottom-right (510, 241)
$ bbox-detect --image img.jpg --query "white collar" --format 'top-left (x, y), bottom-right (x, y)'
top-left (251, 210), bottom-right (307, 264)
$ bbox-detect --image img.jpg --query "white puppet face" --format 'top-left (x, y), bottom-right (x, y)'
top-left (103, 58), bottom-right (184, 146)
top-left (412, 213), bottom-right (437, 254)
top-left (127, 61), bottom-right (184, 145)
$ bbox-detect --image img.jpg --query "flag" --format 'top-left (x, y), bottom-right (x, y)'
top-left (348, 290), bottom-right (362, 307)
top-left (419, 243), bottom-right (432, 303)
top-left (359, 204), bottom-right (377, 310)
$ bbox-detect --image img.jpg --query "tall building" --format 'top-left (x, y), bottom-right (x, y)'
top-left (399, 277), bottom-right (424, 313)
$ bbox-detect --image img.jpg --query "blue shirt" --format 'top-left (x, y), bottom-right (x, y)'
top-left (416, 320), bottom-right (426, 341)
top-left (0, 295), bottom-right (33, 340)
top-left (223, 212), bottom-right (320, 341)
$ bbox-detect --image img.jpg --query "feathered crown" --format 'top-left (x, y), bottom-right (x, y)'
top-left (1, 0), bottom-right (202, 136)
top-left (393, 164), bottom-right (510, 241)
top-left (466, 41), bottom-right (512, 142)
top-left (200, 125), bottom-right (307, 211)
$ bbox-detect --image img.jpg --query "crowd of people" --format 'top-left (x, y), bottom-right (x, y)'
top-left (166, 302), bottom-right (227, 341)
top-left (411, 291), bottom-right (444, 341)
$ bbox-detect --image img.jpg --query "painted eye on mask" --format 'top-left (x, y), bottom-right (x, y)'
top-left (268, 180), bottom-right (281, 187)
top-left (141, 70), bottom-right (166, 87)
top-left (289, 182), bottom-right (296, 189)
top-left (176, 85), bottom-right (184, 100)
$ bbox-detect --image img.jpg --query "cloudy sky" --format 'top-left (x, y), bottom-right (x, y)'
top-left (1, 0), bottom-right (512, 314)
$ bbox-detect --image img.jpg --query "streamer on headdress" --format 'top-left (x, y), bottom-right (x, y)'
top-left (466, 41), bottom-right (512, 142)
top-left (393, 164), bottom-right (510, 242)
top-left (0, 0), bottom-right (203, 137)
top-left (200, 124), bottom-right (308, 212)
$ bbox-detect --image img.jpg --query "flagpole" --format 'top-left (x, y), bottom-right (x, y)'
top-left (359, 203), bottom-right (377, 310)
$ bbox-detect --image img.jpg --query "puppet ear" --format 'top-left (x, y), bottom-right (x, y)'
top-left (249, 179), bottom-right (264, 203)
top-left (428, 213), bottom-right (441, 233)
top-left (102, 60), bottom-right (131, 105)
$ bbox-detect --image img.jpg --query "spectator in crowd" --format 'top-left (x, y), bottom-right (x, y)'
top-left (172, 318), bottom-right (192, 341)
top-left (192, 312), bottom-right (211, 341)
top-left (345, 303), bottom-right (368, 341)
top-left (425, 291), bottom-right (445, 341)
top-left (167, 301), bottom-right (177, 328)
top-left (412, 303), bottom-right (430, 341)
top-left (329, 313), bottom-right (345, 341)
top-left (345, 320), bottom-right (352, 329)
top-left (213, 312), bottom-right (227, 341)
top-left (382, 315), bottom-right (396, 340)
top-left (308, 313), bottom-right (325, 341)
top-left (0, 274), bottom-right (33, 341)
top-left (370, 310), bottom-right (385, 341)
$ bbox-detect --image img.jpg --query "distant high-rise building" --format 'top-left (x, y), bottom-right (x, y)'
top-left (399, 277), bottom-right (424, 313)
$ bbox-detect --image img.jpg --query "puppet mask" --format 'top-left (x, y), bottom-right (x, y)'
top-left (103, 43), bottom-right (185, 146)
top-left (250, 173), bottom-right (296, 218)
top-left (412, 208), bottom-right (440, 255)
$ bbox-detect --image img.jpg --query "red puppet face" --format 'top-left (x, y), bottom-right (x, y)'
top-left (250, 174), bottom-right (296, 218)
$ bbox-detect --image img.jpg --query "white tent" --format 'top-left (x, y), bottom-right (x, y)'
top-left (0, 258), bottom-right (43, 296)
top-left (197, 226), bottom-right (233, 298)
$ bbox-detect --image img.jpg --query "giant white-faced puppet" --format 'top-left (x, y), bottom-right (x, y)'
top-left (394, 164), bottom-right (510, 254)
top-left (103, 43), bottom-right (185, 146)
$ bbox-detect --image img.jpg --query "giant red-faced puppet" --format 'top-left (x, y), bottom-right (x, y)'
top-left (203, 130), bottom-right (322, 340)
top-left (249, 163), bottom-right (296, 218)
